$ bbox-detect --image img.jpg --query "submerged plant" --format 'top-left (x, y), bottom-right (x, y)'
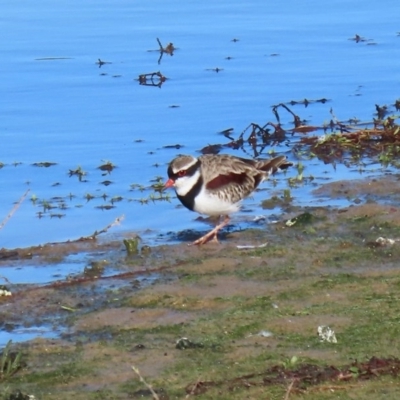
top-left (0, 341), bottom-right (22, 382)
top-left (123, 237), bottom-right (140, 255)
top-left (111, 196), bottom-right (123, 204)
top-left (30, 194), bottom-right (37, 205)
top-left (68, 166), bottom-right (87, 182)
top-left (32, 161), bottom-right (57, 168)
top-left (130, 183), bottom-right (146, 192)
top-left (97, 160), bottom-right (116, 174)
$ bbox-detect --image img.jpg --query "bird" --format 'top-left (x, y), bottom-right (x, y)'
top-left (164, 153), bottom-right (292, 245)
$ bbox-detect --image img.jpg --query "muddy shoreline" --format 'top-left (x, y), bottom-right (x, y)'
top-left (2, 176), bottom-right (400, 399)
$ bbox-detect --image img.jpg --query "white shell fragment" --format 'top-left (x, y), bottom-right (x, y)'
top-left (236, 242), bottom-right (268, 250)
top-left (318, 325), bottom-right (337, 343)
top-left (375, 237), bottom-right (396, 246)
top-left (0, 289), bottom-right (12, 297)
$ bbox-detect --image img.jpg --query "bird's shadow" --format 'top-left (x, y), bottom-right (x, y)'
top-left (169, 223), bottom-right (236, 243)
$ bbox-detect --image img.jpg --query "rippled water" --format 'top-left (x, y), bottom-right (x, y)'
top-left (1, 0), bottom-right (400, 249)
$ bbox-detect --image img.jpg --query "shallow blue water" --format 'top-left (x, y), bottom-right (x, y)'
top-left (0, 327), bottom-right (57, 348)
top-left (1, 0), bottom-right (400, 249)
top-left (0, 254), bottom-right (161, 346)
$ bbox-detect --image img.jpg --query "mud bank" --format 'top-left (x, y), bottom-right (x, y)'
top-left (2, 176), bottom-right (400, 399)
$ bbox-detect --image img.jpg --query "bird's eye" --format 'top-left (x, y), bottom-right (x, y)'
top-left (178, 170), bottom-right (186, 177)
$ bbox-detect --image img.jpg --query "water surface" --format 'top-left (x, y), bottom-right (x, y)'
top-left (1, 0), bottom-right (400, 249)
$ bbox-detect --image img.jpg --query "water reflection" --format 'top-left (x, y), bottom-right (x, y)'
top-left (138, 71), bottom-right (167, 88)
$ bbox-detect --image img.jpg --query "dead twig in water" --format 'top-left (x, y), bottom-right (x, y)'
top-left (0, 275), bottom-right (11, 284)
top-left (78, 214), bottom-right (125, 241)
top-left (0, 189), bottom-right (30, 231)
top-left (131, 365), bottom-right (160, 400)
top-left (156, 37), bottom-right (175, 64)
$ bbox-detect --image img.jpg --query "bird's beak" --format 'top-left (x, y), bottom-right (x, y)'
top-left (164, 178), bottom-right (175, 188)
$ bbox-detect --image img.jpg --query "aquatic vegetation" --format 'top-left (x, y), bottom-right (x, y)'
top-left (39, 200), bottom-right (55, 212)
top-left (96, 204), bottom-right (115, 210)
top-left (97, 160), bottom-right (116, 174)
top-left (95, 58), bottom-right (112, 67)
top-left (150, 181), bottom-right (165, 193)
top-left (111, 196), bottom-right (123, 204)
top-left (130, 183), bottom-right (146, 192)
top-left (123, 237), bottom-right (140, 255)
top-left (147, 37), bottom-right (176, 65)
top-left (0, 341), bottom-right (22, 382)
top-left (68, 166), bottom-right (87, 181)
top-left (205, 67), bottom-right (224, 73)
top-left (210, 99), bottom-right (400, 169)
top-left (31, 161), bottom-right (57, 168)
top-left (84, 193), bottom-right (95, 202)
top-left (300, 124), bottom-right (400, 166)
top-left (100, 180), bottom-right (113, 186)
top-left (138, 38), bottom-right (171, 84)
top-left (49, 213), bottom-right (65, 219)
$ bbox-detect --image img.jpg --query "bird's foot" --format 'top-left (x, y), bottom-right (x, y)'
top-left (189, 229), bottom-right (218, 246)
top-left (189, 215), bottom-right (230, 246)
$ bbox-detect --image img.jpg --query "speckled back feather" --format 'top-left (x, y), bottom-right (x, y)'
top-left (199, 154), bottom-right (291, 203)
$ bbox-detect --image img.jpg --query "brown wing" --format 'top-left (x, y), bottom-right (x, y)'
top-left (201, 155), bottom-right (265, 202)
top-left (205, 171), bottom-right (261, 204)
top-left (206, 172), bottom-right (249, 190)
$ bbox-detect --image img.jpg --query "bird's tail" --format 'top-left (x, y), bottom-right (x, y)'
top-left (256, 155), bottom-right (292, 177)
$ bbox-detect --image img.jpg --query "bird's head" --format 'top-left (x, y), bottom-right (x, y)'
top-left (164, 155), bottom-right (201, 195)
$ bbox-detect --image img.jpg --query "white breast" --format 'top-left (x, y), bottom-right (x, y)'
top-left (193, 186), bottom-right (241, 216)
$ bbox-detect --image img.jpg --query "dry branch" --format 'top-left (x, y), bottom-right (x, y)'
top-left (77, 214), bottom-right (125, 241)
top-left (132, 365), bottom-right (160, 400)
top-left (0, 189), bottom-right (30, 231)
top-left (283, 378), bottom-right (297, 400)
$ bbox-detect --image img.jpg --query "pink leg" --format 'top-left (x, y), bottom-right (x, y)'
top-left (190, 215), bottom-right (230, 246)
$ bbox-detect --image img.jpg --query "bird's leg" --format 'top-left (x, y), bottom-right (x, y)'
top-left (190, 215), bottom-right (230, 246)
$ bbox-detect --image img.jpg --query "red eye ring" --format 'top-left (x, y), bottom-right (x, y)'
top-left (177, 170), bottom-right (186, 177)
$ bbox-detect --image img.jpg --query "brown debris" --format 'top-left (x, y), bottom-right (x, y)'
top-left (138, 71), bottom-right (167, 88)
top-left (298, 123), bottom-right (400, 164)
top-left (156, 38), bottom-right (176, 65)
top-left (226, 121), bottom-right (288, 158)
top-left (185, 357), bottom-right (400, 396)
top-left (97, 161), bottom-right (116, 174)
top-left (204, 100), bottom-right (400, 165)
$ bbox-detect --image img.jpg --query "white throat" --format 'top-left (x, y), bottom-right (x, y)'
top-left (174, 169), bottom-right (201, 196)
